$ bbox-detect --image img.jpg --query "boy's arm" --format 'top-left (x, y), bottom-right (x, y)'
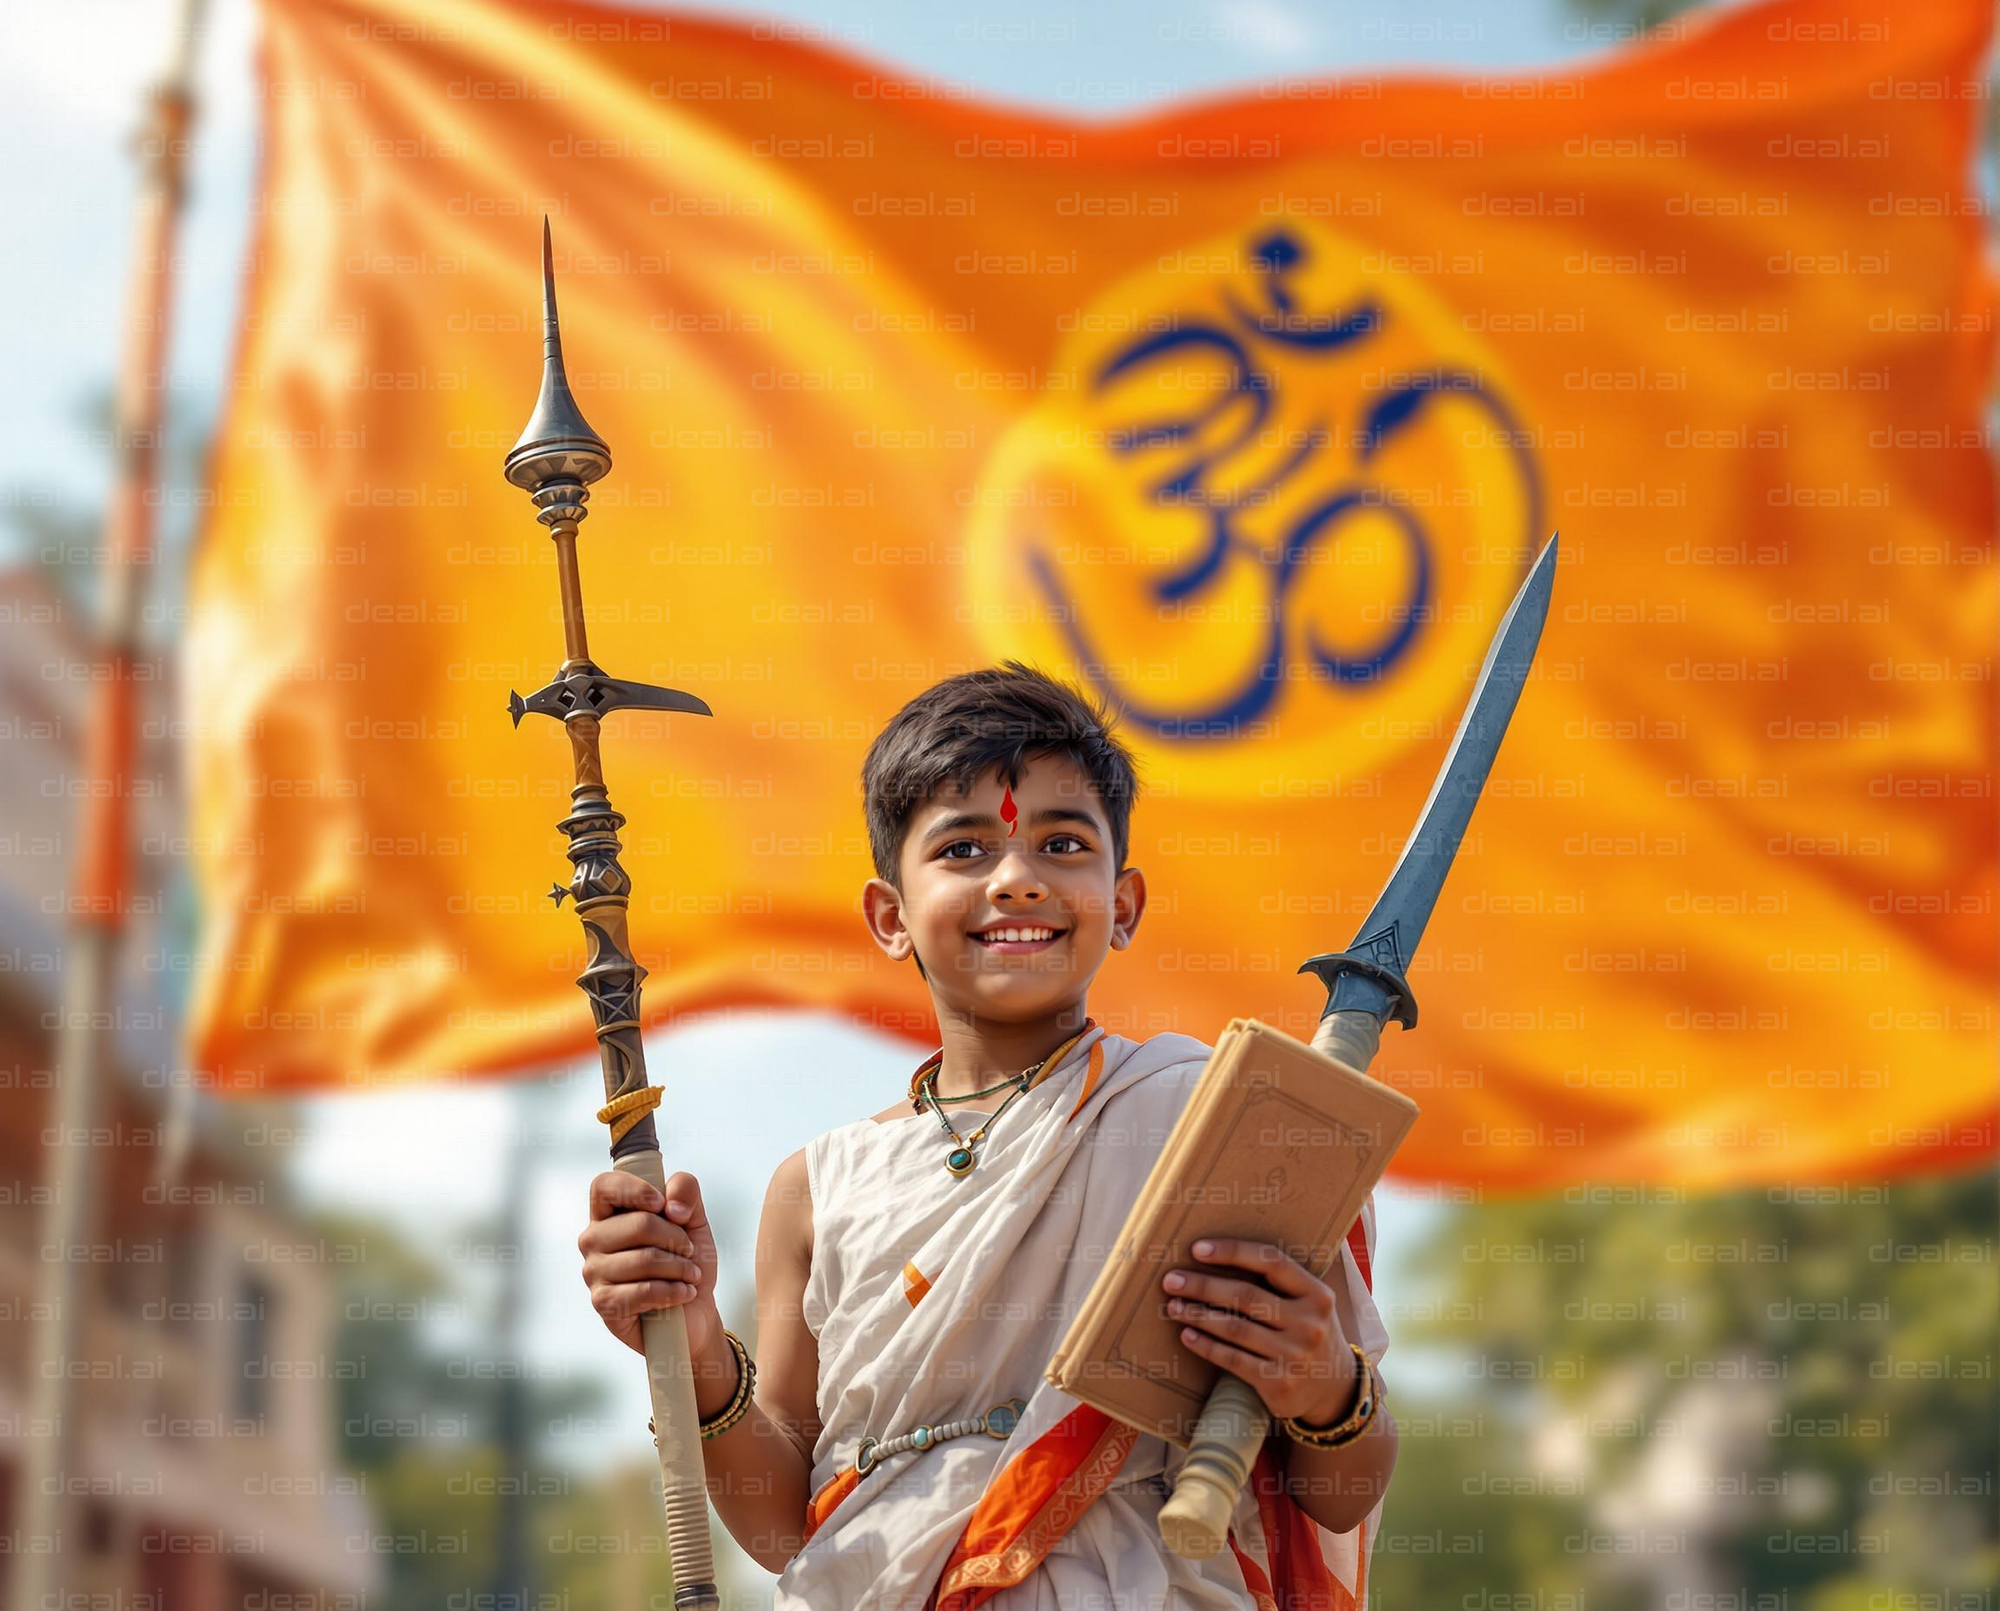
top-left (1281, 1392), bottom-right (1398, 1536)
top-left (751, 1144), bottom-right (824, 1467)
top-left (696, 1145), bottom-right (823, 1573)
top-left (1278, 1237), bottom-right (1397, 1535)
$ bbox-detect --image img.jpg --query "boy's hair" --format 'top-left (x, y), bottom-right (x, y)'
top-left (862, 660), bottom-right (1142, 893)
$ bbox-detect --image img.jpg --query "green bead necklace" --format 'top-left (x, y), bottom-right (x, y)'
top-left (907, 1021), bottom-right (1096, 1178)
top-left (916, 1062), bottom-right (1038, 1178)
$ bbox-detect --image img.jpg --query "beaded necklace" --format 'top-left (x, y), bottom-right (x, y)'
top-left (906, 1019), bottom-right (1097, 1178)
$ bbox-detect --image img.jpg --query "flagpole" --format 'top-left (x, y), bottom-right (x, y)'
top-left (11, 0), bottom-right (208, 1603)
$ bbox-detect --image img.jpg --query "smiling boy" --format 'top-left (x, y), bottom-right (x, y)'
top-left (579, 661), bottom-right (1397, 1607)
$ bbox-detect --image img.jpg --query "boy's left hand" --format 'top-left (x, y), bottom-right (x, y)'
top-left (1162, 1237), bottom-right (1358, 1425)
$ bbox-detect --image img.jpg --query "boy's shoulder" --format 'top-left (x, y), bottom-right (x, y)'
top-left (1107, 1028), bottom-right (1215, 1081)
top-left (1132, 1028), bottom-right (1214, 1063)
top-left (1093, 1028), bottom-right (1214, 1118)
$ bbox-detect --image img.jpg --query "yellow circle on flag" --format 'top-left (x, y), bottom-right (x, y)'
top-left (963, 219), bottom-right (1543, 800)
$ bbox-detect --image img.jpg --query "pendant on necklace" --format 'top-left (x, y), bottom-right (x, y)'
top-left (945, 1146), bottom-right (976, 1176)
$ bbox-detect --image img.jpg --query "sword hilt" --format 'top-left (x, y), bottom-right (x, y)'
top-left (1298, 948), bottom-right (1418, 1075)
top-left (1313, 1010), bottom-right (1384, 1075)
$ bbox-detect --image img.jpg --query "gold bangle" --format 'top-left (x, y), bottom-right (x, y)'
top-left (1289, 1344), bottom-right (1369, 1434)
top-left (647, 1328), bottom-right (757, 1445)
top-left (699, 1329), bottom-right (756, 1441)
top-left (1280, 1345), bottom-right (1379, 1450)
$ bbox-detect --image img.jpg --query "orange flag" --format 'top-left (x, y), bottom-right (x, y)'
top-left (187, 0), bottom-right (1996, 1190)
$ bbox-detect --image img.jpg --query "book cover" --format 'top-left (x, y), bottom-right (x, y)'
top-left (1047, 1017), bottom-right (1420, 1445)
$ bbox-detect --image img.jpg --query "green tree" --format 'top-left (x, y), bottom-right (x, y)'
top-left (1373, 1167), bottom-right (1997, 1609)
top-left (310, 1207), bottom-right (601, 1610)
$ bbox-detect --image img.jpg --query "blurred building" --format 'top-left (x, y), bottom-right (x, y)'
top-left (0, 561), bottom-right (377, 1606)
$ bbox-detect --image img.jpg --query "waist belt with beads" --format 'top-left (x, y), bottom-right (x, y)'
top-left (803, 1396), bottom-right (1029, 1544)
top-left (855, 1395), bottom-right (1028, 1475)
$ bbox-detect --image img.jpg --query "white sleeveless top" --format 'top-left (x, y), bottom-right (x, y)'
top-left (774, 1027), bottom-right (1389, 1611)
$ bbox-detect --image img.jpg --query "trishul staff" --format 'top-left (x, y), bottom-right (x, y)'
top-left (1157, 532), bottom-right (1561, 1557)
top-left (503, 219), bottom-right (719, 1609)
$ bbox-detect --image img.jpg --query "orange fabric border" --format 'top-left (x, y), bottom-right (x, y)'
top-left (1227, 1532), bottom-right (1282, 1611)
top-left (1251, 1431), bottom-right (1358, 1611)
top-left (927, 1405), bottom-right (1140, 1611)
top-left (803, 1465), bottom-right (863, 1544)
top-left (1064, 1038), bottom-right (1108, 1121)
top-left (1238, 1201), bottom-right (1378, 1609)
top-left (921, 1082), bottom-right (1385, 1606)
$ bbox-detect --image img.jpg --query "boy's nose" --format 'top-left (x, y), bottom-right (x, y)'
top-left (986, 852), bottom-right (1049, 898)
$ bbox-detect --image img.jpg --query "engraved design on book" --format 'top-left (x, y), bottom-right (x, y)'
top-left (1101, 1080), bottom-right (1373, 1408)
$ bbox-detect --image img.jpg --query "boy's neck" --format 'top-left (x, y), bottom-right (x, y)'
top-left (930, 1005), bottom-right (1094, 1102)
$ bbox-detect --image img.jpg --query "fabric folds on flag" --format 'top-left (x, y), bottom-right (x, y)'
top-left (186, 0), bottom-right (1996, 1189)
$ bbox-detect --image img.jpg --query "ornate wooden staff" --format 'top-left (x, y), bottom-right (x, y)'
top-left (503, 218), bottom-right (719, 1609)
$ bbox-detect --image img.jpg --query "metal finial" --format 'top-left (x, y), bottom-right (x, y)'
top-left (503, 216), bottom-right (612, 493)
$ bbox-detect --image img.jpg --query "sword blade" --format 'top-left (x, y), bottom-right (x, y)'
top-left (1351, 531), bottom-right (1559, 976)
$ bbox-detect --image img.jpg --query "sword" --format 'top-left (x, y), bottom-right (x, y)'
top-left (1157, 533), bottom-right (1561, 1559)
top-left (503, 219), bottom-right (720, 1609)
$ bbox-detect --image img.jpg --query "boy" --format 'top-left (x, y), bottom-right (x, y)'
top-left (579, 662), bottom-right (1397, 1608)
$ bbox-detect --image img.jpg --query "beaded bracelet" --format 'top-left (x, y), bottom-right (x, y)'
top-left (648, 1328), bottom-right (757, 1445)
top-left (700, 1329), bottom-right (757, 1441)
top-left (1279, 1344), bottom-right (1380, 1450)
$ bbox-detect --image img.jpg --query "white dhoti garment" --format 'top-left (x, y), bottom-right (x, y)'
top-left (770, 1025), bottom-right (1391, 1611)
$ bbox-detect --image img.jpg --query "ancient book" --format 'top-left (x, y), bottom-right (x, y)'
top-left (1046, 1016), bottom-right (1420, 1446)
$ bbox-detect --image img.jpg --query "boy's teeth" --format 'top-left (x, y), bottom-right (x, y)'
top-left (981, 928), bottom-right (1055, 942)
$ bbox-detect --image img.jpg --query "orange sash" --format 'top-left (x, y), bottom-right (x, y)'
top-left (925, 1210), bottom-right (1378, 1609)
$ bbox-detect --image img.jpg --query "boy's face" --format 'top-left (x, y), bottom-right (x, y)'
top-left (862, 752), bottom-right (1146, 1024)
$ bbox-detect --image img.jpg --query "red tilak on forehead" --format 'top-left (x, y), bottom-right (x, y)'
top-left (999, 782), bottom-right (1019, 837)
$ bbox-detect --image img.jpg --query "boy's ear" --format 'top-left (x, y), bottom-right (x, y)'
top-left (861, 876), bottom-right (916, 961)
top-left (1110, 864), bottom-right (1147, 950)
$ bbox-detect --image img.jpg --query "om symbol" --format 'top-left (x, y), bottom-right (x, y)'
top-left (971, 223), bottom-right (1543, 747)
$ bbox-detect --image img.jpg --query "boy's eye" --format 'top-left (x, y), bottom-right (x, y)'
top-left (939, 834), bottom-right (1090, 860)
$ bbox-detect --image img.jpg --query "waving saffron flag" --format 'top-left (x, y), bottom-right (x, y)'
top-left (185, 0), bottom-right (1996, 1190)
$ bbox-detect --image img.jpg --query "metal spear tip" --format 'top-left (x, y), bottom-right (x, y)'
top-left (503, 215), bottom-right (613, 493)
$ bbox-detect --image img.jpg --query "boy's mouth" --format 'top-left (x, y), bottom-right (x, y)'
top-left (969, 924), bottom-right (1067, 954)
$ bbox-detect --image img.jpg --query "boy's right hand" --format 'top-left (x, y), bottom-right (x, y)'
top-left (579, 1169), bottom-right (722, 1360)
